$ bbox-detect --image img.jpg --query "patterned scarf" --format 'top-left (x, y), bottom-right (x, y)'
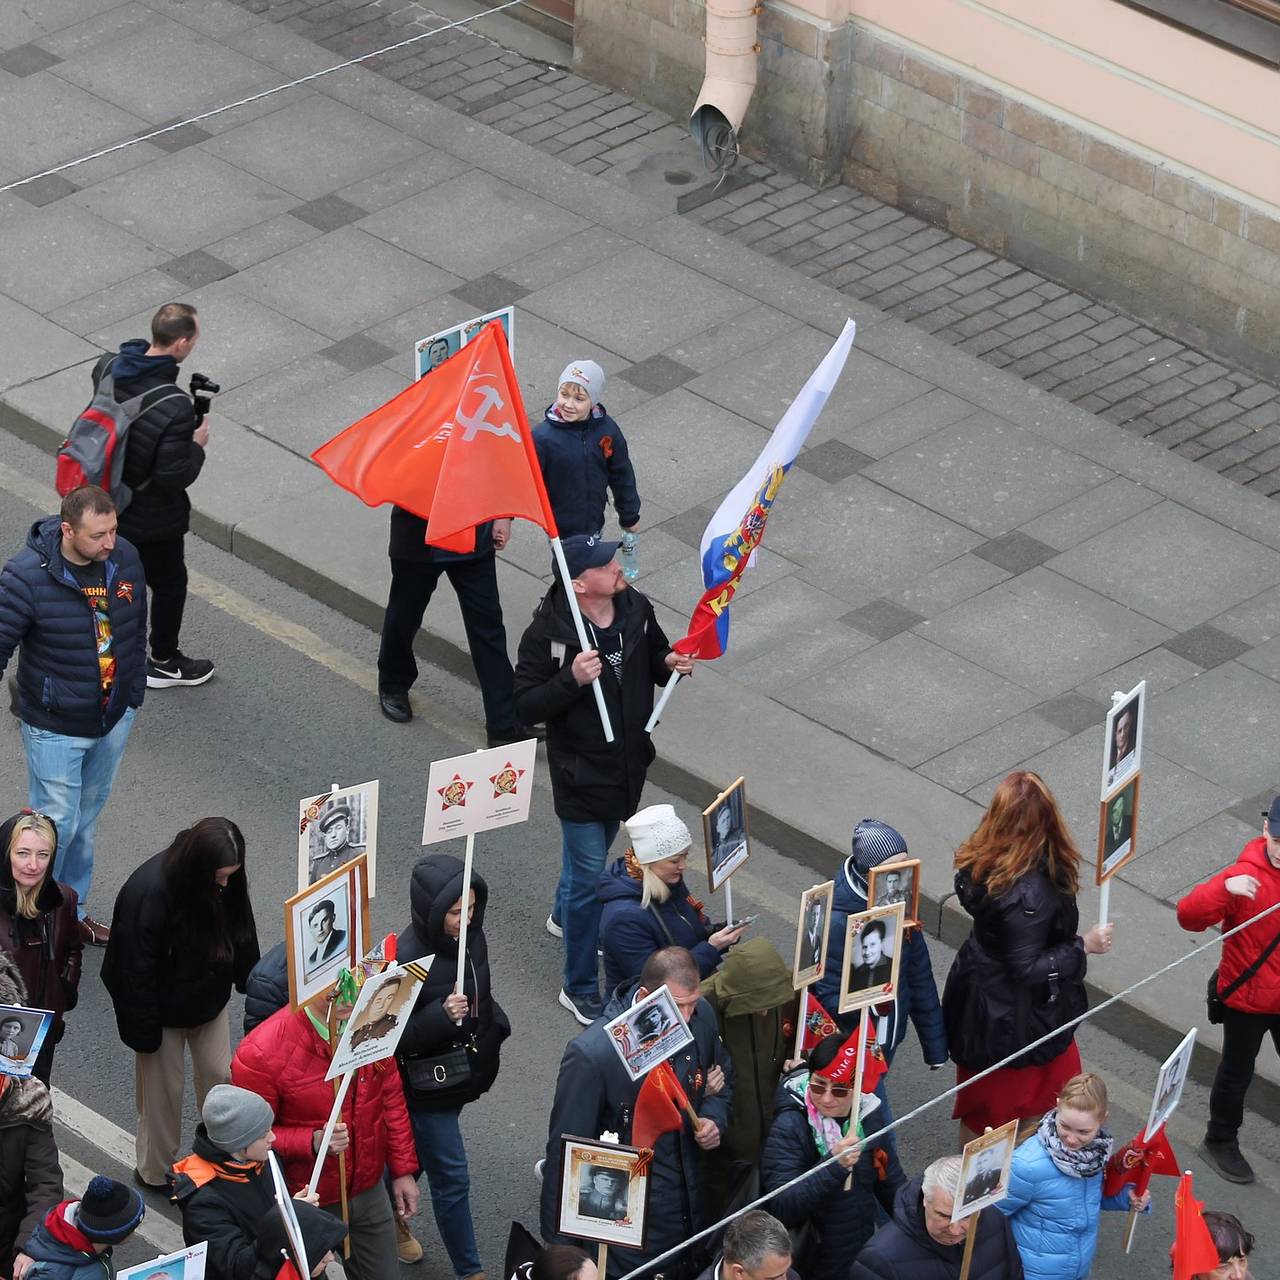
top-left (784, 1071), bottom-right (861, 1158)
top-left (1037, 1107), bottom-right (1113, 1179)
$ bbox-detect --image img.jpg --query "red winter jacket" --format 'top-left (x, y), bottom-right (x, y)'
top-left (1177, 838), bottom-right (1280, 1015)
top-left (231, 1005), bottom-right (417, 1205)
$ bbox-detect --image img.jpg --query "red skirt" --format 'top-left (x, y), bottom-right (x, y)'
top-left (951, 1040), bottom-right (1082, 1131)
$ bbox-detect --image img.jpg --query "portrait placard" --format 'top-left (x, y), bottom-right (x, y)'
top-left (1097, 773), bottom-right (1140, 885)
top-left (298, 779), bottom-right (379, 896)
top-left (0, 1004), bottom-right (55, 1078)
top-left (792, 880), bottom-right (835, 989)
top-left (1145, 1026), bottom-right (1196, 1139)
top-left (117, 1241), bottom-right (208, 1280)
top-left (604, 984), bottom-right (694, 1082)
top-left (556, 1136), bottom-right (651, 1250)
top-left (838, 903), bottom-right (905, 1015)
top-left (415, 306), bottom-right (514, 380)
top-left (285, 856), bottom-right (370, 1010)
top-left (422, 738), bottom-right (539, 844)
top-left (326, 960), bottom-right (431, 1080)
top-left (267, 1152), bottom-right (308, 1280)
top-left (703, 777), bottom-right (750, 892)
top-left (867, 859), bottom-right (921, 927)
top-left (953, 1119), bottom-right (1018, 1222)
top-left (1100, 680), bottom-right (1144, 799)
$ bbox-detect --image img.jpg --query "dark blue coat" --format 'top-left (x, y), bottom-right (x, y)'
top-left (760, 1071), bottom-right (904, 1280)
top-left (813, 860), bottom-right (948, 1066)
top-left (540, 982), bottom-right (733, 1279)
top-left (0, 517), bottom-right (147, 737)
top-left (532, 404), bottom-right (640, 538)
top-left (22, 1214), bottom-right (112, 1280)
top-left (597, 858), bottom-right (721, 991)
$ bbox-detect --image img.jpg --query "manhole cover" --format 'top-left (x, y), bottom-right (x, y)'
top-left (664, 169), bottom-right (694, 185)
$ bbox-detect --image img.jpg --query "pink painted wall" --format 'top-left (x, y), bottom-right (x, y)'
top-left (786, 0), bottom-right (1280, 208)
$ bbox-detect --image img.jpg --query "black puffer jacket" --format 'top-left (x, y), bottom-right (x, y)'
top-left (92, 343), bottom-right (204, 542)
top-left (850, 1177), bottom-right (1024, 1280)
top-left (242, 943), bottom-right (288, 1035)
top-left (760, 1071), bottom-right (904, 1280)
top-left (396, 855), bottom-right (510, 1110)
top-left (389, 508), bottom-right (495, 564)
top-left (102, 851), bottom-right (260, 1052)
top-left (941, 865), bottom-right (1086, 1071)
top-left (514, 582), bottom-right (673, 823)
top-left (0, 517), bottom-right (147, 737)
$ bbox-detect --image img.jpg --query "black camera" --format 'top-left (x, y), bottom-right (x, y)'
top-left (189, 372), bottom-right (220, 426)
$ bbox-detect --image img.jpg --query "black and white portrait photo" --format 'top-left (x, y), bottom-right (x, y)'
top-left (557, 1137), bottom-right (649, 1250)
top-left (1101, 681), bottom-right (1144, 797)
top-left (1097, 774), bottom-right (1140, 883)
top-left (1145, 1027), bottom-right (1195, 1138)
top-left (298, 780), bottom-right (379, 896)
top-left (868, 859), bottom-right (921, 926)
top-left (304, 894), bottom-right (348, 977)
top-left (604, 984), bottom-right (694, 1082)
top-left (0, 1005), bottom-right (55, 1079)
top-left (577, 1165), bottom-right (630, 1222)
top-left (792, 880), bottom-right (834, 988)
top-left (952, 1119), bottom-right (1018, 1223)
top-left (703, 777), bottom-right (750, 892)
top-left (285, 856), bottom-right (369, 1009)
top-left (838, 903), bottom-right (905, 1014)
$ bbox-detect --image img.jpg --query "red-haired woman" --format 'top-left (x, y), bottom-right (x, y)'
top-left (942, 771), bottom-right (1113, 1140)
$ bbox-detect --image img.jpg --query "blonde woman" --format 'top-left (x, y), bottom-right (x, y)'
top-left (0, 809), bottom-right (81, 1084)
top-left (597, 804), bottom-right (746, 992)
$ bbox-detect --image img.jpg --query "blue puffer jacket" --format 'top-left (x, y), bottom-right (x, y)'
top-left (532, 404), bottom-right (640, 538)
top-left (22, 1213), bottom-right (112, 1280)
top-left (997, 1131), bottom-right (1134, 1280)
top-left (0, 517), bottom-right (147, 737)
top-left (597, 857), bottom-right (721, 990)
top-left (813, 859), bottom-right (948, 1065)
top-left (760, 1071), bottom-right (904, 1280)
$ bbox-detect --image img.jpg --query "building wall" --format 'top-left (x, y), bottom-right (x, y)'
top-left (573, 0), bottom-right (1280, 379)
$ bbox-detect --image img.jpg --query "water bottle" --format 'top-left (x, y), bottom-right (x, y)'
top-left (619, 531), bottom-right (639, 581)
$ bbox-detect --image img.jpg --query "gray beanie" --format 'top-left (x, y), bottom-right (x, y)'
top-left (203, 1084), bottom-right (274, 1155)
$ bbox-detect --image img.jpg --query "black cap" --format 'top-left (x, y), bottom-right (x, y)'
top-left (561, 534), bottom-right (620, 579)
top-left (319, 804), bottom-right (350, 831)
top-left (1264, 796), bottom-right (1280, 827)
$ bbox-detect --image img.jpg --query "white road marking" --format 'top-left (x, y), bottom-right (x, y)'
top-left (51, 1086), bottom-right (137, 1169)
top-left (56, 1151), bottom-right (185, 1253)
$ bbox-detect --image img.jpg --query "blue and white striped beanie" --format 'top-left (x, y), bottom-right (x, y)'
top-left (850, 818), bottom-right (908, 873)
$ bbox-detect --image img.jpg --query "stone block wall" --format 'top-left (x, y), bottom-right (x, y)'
top-left (573, 0), bottom-right (1280, 381)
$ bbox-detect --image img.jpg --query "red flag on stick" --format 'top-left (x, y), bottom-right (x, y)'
top-left (632, 1060), bottom-right (690, 1150)
top-left (798, 990), bottom-right (839, 1054)
top-left (817, 1017), bottom-right (889, 1095)
top-left (1171, 1172), bottom-right (1219, 1280)
top-left (311, 322), bottom-right (557, 552)
top-left (1104, 1126), bottom-right (1179, 1198)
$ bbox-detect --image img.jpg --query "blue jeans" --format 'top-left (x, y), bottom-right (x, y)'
top-left (410, 1107), bottom-right (482, 1277)
top-left (557, 819), bottom-right (619, 998)
top-left (21, 708), bottom-right (136, 917)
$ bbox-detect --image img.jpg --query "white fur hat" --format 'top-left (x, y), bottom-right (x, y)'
top-left (625, 804), bottom-right (693, 864)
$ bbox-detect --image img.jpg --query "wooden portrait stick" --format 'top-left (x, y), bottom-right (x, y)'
top-left (958, 1213), bottom-right (978, 1280)
top-left (597, 1242), bottom-right (609, 1275)
top-left (844, 1005), bottom-right (870, 1191)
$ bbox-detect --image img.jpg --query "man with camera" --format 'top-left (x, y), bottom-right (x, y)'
top-left (92, 301), bottom-right (214, 689)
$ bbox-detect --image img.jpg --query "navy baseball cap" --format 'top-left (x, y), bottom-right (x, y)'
top-left (1264, 796), bottom-right (1280, 826)
top-left (562, 534), bottom-right (619, 579)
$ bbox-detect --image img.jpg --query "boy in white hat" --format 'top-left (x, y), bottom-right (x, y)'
top-left (533, 360), bottom-right (641, 542)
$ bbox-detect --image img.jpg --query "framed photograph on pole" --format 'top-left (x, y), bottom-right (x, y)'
top-left (297, 779), bottom-right (379, 895)
top-left (792, 881), bottom-right (835, 988)
top-left (953, 1119), bottom-right (1018, 1221)
top-left (838, 903), bottom-right (906, 1015)
top-left (555, 1136), bottom-right (651, 1251)
top-left (703, 777), bottom-right (749, 892)
top-left (867, 859), bottom-right (921, 927)
top-left (1097, 773), bottom-right (1140, 885)
top-left (285, 855), bottom-right (370, 1010)
top-left (1100, 680), bottom-right (1144, 798)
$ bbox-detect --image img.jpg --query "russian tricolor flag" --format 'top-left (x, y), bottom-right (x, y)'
top-left (673, 320), bottom-right (857, 659)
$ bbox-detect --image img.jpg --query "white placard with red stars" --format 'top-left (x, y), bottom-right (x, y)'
top-left (421, 738), bottom-right (539, 844)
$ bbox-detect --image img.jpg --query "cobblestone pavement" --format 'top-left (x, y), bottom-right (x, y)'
top-left (233, 0), bottom-right (1280, 495)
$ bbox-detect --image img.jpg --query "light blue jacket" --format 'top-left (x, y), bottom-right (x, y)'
top-left (997, 1133), bottom-right (1135, 1280)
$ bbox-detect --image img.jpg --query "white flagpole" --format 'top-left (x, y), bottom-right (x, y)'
top-left (307, 1071), bottom-right (354, 1196)
top-left (645, 671), bottom-right (681, 733)
top-left (549, 536), bottom-right (614, 744)
top-left (454, 832), bottom-right (475, 1024)
top-left (1099, 877), bottom-right (1111, 930)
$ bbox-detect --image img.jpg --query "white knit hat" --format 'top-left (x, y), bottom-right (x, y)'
top-left (625, 804), bottom-right (693, 864)
top-left (558, 359), bottom-right (606, 405)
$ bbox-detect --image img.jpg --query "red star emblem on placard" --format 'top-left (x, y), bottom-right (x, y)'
top-left (489, 761), bottom-right (525, 798)
top-left (437, 774), bottom-right (473, 809)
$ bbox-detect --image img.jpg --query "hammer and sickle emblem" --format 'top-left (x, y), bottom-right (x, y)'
top-left (458, 377), bottom-right (520, 443)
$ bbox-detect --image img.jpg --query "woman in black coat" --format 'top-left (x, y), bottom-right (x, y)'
top-left (102, 817), bottom-right (259, 1188)
top-left (0, 810), bottom-right (82, 1085)
top-left (396, 854), bottom-right (510, 1280)
top-left (942, 771), bottom-right (1112, 1141)
top-left (761, 1033), bottom-right (904, 1280)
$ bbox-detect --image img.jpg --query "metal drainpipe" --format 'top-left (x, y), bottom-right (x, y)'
top-left (689, 0), bottom-right (761, 172)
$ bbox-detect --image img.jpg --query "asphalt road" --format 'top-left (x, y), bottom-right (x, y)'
top-left (0, 425), bottom-right (1274, 1279)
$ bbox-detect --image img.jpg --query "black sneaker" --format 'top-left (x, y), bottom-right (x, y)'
top-left (146, 652), bottom-right (215, 689)
top-left (1201, 1138), bottom-right (1254, 1184)
top-left (558, 988), bottom-right (603, 1026)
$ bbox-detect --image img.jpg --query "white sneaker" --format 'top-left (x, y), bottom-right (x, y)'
top-left (545, 913), bottom-right (563, 938)
top-left (534, 1158), bottom-right (545, 1185)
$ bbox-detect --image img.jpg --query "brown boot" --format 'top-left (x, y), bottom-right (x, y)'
top-left (462, 1273), bottom-right (485, 1280)
top-left (395, 1216), bottom-right (423, 1264)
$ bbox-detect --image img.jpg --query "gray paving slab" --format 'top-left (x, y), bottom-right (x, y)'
top-left (1018, 475), bottom-right (1164, 552)
top-left (46, 268), bottom-right (191, 337)
top-left (864, 413), bottom-right (1113, 538)
top-left (1071, 648), bottom-right (1203, 704)
top-left (783, 632), bottom-right (1040, 767)
top-left (882, 552), bottom-right (1010, 619)
top-left (839, 389), bottom-right (980, 459)
top-left (1048, 500), bottom-right (1280, 631)
top-left (0, 73), bottom-right (147, 171)
top-left (918, 708), bottom-right (1069, 793)
top-left (916, 566), bottom-right (1173, 697)
top-left (0, 308), bottom-right (96, 395)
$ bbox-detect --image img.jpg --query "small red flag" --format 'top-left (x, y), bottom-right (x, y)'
top-left (632, 1060), bottom-right (689, 1150)
top-left (798, 990), bottom-right (838, 1054)
top-left (1103, 1126), bottom-right (1179, 1198)
top-left (816, 1019), bottom-right (888, 1095)
top-left (311, 322), bottom-right (557, 552)
top-left (1171, 1172), bottom-right (1219, 1280)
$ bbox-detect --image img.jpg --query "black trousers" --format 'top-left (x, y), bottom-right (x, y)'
top-left (377, 555), bottom-right (517, 731)
top-left (1207, 1003), bottom-right (1280, 1142)
top-left (135, 535), bottom-right (188, 660)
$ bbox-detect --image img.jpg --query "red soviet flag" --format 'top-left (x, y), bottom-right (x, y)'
top-left (632, 1060), bottom-right (689, 1150)
top-left (311, 322), bottom-right (557, 553)
top-left (1103, 1126), bottom-right (1178, 1198)
top-left (1171, 1172), bottom-right (1219, 1280)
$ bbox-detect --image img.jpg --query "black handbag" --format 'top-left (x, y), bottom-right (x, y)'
top-left (1206, 925), bottom-right (1280, 1024)
top-left (403, 1044), bottom-right (471, 1092)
